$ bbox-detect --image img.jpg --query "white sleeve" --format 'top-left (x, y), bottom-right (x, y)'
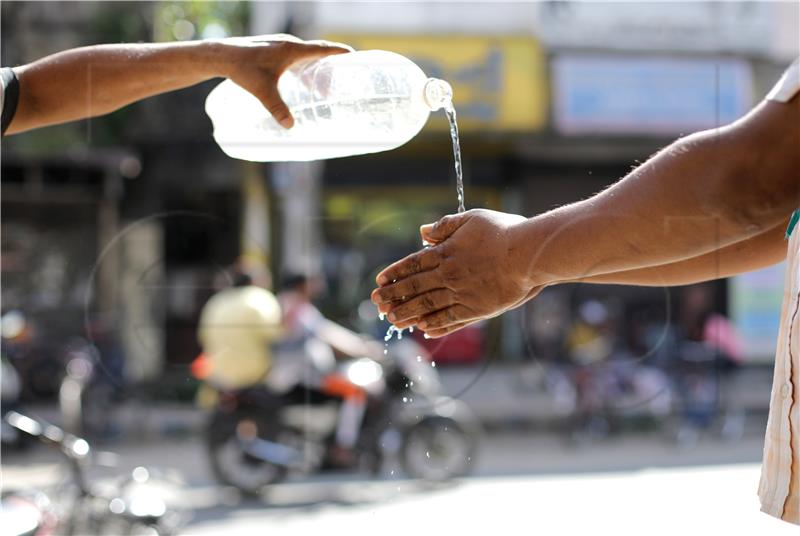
top-left (766, 58), bottom-right (800, 103)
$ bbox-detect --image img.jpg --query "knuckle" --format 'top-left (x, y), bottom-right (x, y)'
top-left (393, 304), bottom-right (409, 319)
top-left (408, 255), bottom-right (422, 273)
top-left (409, 277), bottom-right (421, 294)
top-left (421, 293), bottom-right (436, 311)
top-left (437, 242), bottom-right (451, 260)
top-left (378, 289), bottom-right (393, 302)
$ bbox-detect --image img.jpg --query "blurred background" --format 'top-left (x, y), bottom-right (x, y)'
top-left (2, 1), bottom-right (799, 534)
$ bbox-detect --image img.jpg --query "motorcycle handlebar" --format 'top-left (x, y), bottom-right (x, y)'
top-left (4, 411), bottom-right (91, 460)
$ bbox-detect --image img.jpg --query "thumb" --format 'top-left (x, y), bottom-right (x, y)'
top-left (420, 212), bottom-right (469, 244)
top-left (254, 79), bottom-right (294, 129)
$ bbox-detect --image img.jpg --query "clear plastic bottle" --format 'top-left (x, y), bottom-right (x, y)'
top-left (205, 50), bottom-right (453, 162)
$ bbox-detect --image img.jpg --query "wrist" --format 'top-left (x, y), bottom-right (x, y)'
top-left (509, 209), bottom-right (581, 289)
top-left (506, 218), bottom-right (546, 293)
top-left (195, 39), bottom-right (234, 80)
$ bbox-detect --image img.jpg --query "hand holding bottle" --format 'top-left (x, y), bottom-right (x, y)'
top-left (212, 34), bottom-right (352, 129)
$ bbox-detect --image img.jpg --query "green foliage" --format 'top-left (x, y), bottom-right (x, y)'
top-left (154, 1), bottom-right (250, 42)
top-left (91, 2), bottom-right (153, 43)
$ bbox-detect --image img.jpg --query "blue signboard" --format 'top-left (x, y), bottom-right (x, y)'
top-left (553, 55), bottom-right (753, 135)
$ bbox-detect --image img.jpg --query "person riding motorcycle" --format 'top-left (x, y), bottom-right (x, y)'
top-left (196, 267), bottom-right (383, 467)
top-left (273, 274), bottom-right (384, 466)
top-left (196, 265), bottom-right (282, 393)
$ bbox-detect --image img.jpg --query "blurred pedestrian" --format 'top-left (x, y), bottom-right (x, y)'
top-left (374, 58), bottom-right (800, 524)
top-left (1, 34), bottom-right (350, 135)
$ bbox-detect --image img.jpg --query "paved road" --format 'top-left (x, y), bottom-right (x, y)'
top-left (3, 430), bottom-right (796, 535)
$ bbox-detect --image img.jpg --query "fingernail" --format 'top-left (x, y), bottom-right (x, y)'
top-left (377, 274), bottom-right (388, 286)
top-left (388, 312), bottom-right (396, 322)
top-left (279, 116), bottom-right (293, 129)
top-left (417, 321), bottom-right (428, 330)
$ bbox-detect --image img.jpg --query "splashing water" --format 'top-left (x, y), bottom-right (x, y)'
top-left (384, 324), bottom-right (407, 342)
top-left (444, 104), bottom-right (465, 213)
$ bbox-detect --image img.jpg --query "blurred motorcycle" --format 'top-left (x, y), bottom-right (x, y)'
top-left (194, 337), bottom-right (481, 495)
top-left (1, 411), bottom-right (186, 536)
top-left (1, 354), bottom-right (26, 449)
top-left (59, 337), bottom-right (120, 440)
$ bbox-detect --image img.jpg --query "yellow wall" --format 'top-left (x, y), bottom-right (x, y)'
top-left (326, 34), bottom-right (548, 132)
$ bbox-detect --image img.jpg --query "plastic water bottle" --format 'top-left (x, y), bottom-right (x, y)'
top-left (205, 50), bottom-right (453, 162)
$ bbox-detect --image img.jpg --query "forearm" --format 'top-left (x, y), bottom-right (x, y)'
top-left (575, 218), bottom-right (788, 286)
top-left (9, 41), bottom-right (227, 133)
top-left (514, 100), bottom-right (799, 288)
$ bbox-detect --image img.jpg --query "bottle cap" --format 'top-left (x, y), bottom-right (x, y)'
top-left (423, 78), bottom-right (453, 111)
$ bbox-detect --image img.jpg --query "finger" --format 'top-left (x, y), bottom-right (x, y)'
top-left (417, 305), bottom-right (475, 331)
top-left (390, 315), bottom-right (421, 330)
top-left (420, 212), bottom-right (471, 245)
top-left (251, 77), bottom-right (294, 129)
top-left (305, 39), bottom-right (355, 53)
top-left (249, 33), bottom-right (304, 44)
top-left (423, 320), bottom-right (474, 339)
top-left (388, 289), bottom-right (455, 324)
top-left (282, 40), bottom-right (352, 65)
top-left (376, 247), bottom-right (440, 286)
top-left (371, 272), bottom-right (442, 305)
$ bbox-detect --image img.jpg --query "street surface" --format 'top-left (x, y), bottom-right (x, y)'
top-left (3, 430), bottom-right (797, 535)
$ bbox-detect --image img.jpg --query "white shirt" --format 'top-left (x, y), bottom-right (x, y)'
top-left (758, 57), bottom-right (800, 525)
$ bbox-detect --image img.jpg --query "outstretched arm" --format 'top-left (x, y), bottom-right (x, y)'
top-left (577, 217), bottom-right (788, 286)
top-left (6, 35), bottom-right (350, 134)
top-left (372, 95), bottom-right (800, 337)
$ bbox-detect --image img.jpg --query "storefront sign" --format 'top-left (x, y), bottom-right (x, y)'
top-left (326, 34), bottom-right (546, 132)
top-left (552, 55), bottom-right (753, 135)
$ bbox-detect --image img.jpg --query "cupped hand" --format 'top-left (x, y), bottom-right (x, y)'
top-left (371, 209), bottom-right (543, 338)
top-left (217, 34), bottom-right (352, 128)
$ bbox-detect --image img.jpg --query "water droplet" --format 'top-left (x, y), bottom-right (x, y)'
top-left (379, 312), bottom-right (386, 321)
top-left (423, 333), bottom-right (431, 339)
top-left (416, 355), bottom-right (422, 362)
top-left (383, 349), bottom-right (388, 355)
top-left (426, 451), bottom-right (431, 458)
top-left (409, 380), bottom-right (414, 386)
top-left (402, 397), bottom-right (408, 403)
top-left (409, 326), bottom-right (414, 333)
top-left (431, 361), bottom-right (436, 368)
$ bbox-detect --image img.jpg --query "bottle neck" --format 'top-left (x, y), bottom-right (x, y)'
top-left (423, 78), bottom-right (453, 112)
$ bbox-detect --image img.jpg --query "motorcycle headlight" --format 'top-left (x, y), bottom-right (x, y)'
top-left (345, 359), bottom-right (383, 387)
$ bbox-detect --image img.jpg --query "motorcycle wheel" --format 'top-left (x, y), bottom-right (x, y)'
top-left (400, 416), bottom-right (476, 481)
top-left (206, 408), bottom-right (288, 495)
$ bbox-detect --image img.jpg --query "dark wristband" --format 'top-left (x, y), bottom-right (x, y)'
top-left (1, 67), bottom-right (20, 135)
